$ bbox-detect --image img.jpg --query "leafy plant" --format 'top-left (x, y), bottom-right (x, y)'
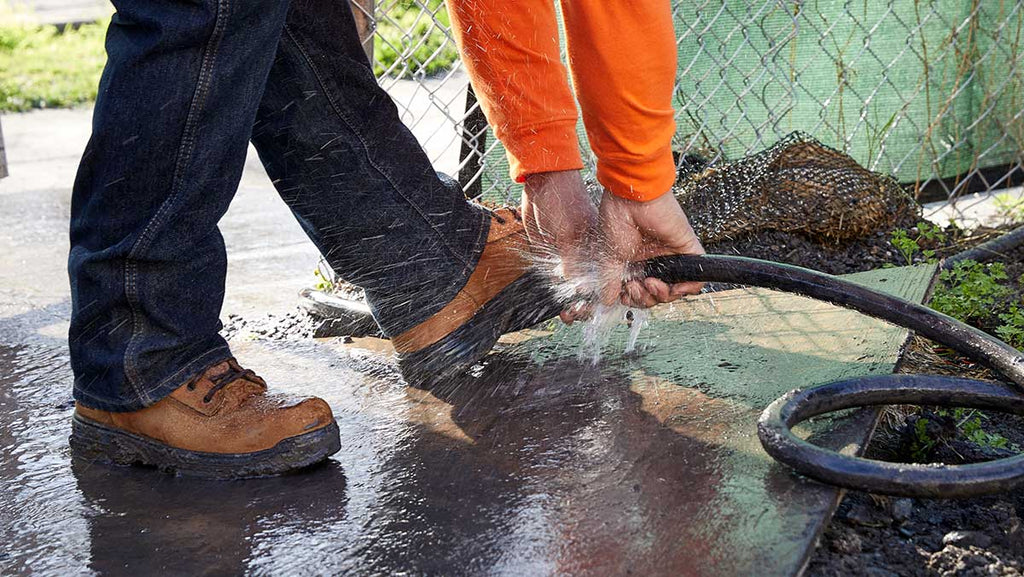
top-left (889, 222), bottom-right (946, 265)
top-left (313, 268), bottom-right (335, 293)
top-left (916, 221), bottom-right (947, 243)
top-left (961, 412), bottom-right (1010, 450)
top-left (890, 229), bottom-right (919, 266)
top-left (935, 407), bottom-right (1018, 451)
top-left (996, 301), bottom-right (1024, 349)
top-left (993, 193), bottom-right (1024, 224)
top-left (909, 417), bottom-right (936, 461)
top-left (0, 8), bottom-right (108, 112)
top-left (930, 260), bottom-right (1012, 323)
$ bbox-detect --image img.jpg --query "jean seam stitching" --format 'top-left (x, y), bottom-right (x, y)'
top-left (282, 24), bottom-right (472, 269)
top-left (121, 0), bottom-right (232, 403)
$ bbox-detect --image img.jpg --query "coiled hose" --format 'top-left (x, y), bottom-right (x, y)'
top-left (643, 254), bottom-right (1024, 498)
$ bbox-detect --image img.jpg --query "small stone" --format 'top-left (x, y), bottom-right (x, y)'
top-left (942, 530), bottom-right (992, 549)
top-left (891, 498), bottom-right (913, 523)
top-left (898, 526), bottom-right (915, 539)
top-left (962, 551), bottom-right (989, 568)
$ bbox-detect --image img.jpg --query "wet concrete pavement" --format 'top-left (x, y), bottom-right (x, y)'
top-left (1, 108), bottom-right (937, 575)
top-left (1, 282), bottom-right (935, 575)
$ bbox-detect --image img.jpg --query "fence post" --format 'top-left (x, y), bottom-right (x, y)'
top-left (458, 85), bottom-right (487, 199)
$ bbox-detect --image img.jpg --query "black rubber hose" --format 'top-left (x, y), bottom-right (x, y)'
top-left (943, 224), bottom-right (1024, 269)
top-left (643, 254), bottom-right (1024, 497)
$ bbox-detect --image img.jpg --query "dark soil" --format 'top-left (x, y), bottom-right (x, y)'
top-left (702, 217), bottom-right (979, 276)
top-left (812, 490), bottom-right (1024, 576)
top-left (1006, 243), bottom-right (1024, 300)
top-left (705, 225), bottom-right (908, 275)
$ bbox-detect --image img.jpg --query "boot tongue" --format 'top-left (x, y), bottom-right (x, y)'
top-left (191, 360), bottom-right (266, 412)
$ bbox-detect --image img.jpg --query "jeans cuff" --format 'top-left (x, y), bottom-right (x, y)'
top-left (73, 341), bottom-right (233, 413)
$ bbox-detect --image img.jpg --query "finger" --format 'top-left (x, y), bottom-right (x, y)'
top-left (669, 281), bottom-right (705, 297)
top-left (571, 301), bottom-right (594, 322)
top-left (601, 281), bottom-right (624, 307)
top-left (622, 280), bottom-right (658, 308)
top-left (568, 308), bottom-right (593, 323)
top-left (620, 281), bottom-right (643, 307)
top-left (642, 277), bottom-right (675, 303)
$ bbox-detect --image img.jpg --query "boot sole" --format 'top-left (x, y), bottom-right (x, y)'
top-left (69, 414), bottom-right (342, 479)
top-left (397, 271), bottom-right (564, 388)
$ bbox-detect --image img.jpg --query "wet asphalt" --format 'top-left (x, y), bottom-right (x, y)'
top-left (1, 109), bottom-right (895, 576)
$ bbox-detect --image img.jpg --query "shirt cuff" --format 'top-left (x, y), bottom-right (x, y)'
top-left (503, 119), bottom-right (585, 183)
top-left (596, 149), bottom-right (676, 202)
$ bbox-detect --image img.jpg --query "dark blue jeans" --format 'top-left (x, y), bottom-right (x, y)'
top-left (69, 0), bottom-right (489, 411)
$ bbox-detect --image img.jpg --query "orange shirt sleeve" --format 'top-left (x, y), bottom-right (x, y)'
top-left (448, 0), bottom-right (678, 202)
top-left (447, 0), bottom-right (585, 184)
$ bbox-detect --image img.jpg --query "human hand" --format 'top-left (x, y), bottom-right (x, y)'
top-left (597, 189), bottom-right (705, 307)
top-left (521, 170), bottom-right (598, 323)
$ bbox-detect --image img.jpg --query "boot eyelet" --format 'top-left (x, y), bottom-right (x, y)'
top-left (187, 384), bottom-right (196, 391)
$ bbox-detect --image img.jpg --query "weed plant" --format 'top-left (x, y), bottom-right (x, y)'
top-left (0, 5), bottom-right (107, 112)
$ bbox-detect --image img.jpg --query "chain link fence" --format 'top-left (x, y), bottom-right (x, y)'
top-left (356, 0), bottom-right (1024, 219)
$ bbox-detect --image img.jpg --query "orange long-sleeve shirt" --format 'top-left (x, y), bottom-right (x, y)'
top-left (448, 0), bottom-right (678, 202)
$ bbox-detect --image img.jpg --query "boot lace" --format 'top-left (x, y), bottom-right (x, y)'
top-left (491, 207), bottom-right (522, 225)
top-left (185, 361), bottom-right (259, 403)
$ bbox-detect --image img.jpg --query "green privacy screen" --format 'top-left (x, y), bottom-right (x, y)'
top-left (473, 0), bottom-right (1024, 204)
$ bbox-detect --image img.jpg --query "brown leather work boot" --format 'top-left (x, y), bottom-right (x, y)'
top-left (70, 359), bottom-right (340, 478)
top-left (393, 207), bottom-right (566, 387)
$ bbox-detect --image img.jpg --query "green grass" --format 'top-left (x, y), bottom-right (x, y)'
top-left (0, 11), bottom-right (107, 112)
top-left (993, 193), bottom-right (1024, 224)
top-left (930, 260), bottom-right (1013, 325)
top-left (374, 0), bottom-right (458, 78)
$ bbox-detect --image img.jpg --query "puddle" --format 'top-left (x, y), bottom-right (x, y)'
top-left (0, 264), bottom-right (930, 576)
top-left (1, 317), bottom-right (863, 577)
